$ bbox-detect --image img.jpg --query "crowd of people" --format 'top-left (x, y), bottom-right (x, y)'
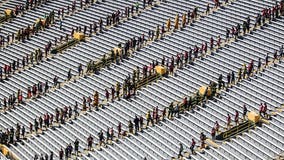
top-left (0, 0), bottom-right (158, 85)
top-left (1, 0), bottom-right (50, 23)
top-left (0, 1), bottom-right (284, 159)
top-left (2, 1), bottom-right (284, 116)
top-left (0, 11), bottom-right (55, 47)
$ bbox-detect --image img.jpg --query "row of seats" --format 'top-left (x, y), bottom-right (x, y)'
top-left (1, 0), bottom-right (281, 159)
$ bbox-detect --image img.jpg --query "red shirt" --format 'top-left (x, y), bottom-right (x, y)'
top-left (211, 128), bottom-right (216, 135)
top-left (183, 98), bottom-right (187, 105)
top-left (184, 51), bottom-right (188, 59)
top-left (260, 105), bottom-right (264, 112)
top-left (191, 140), bottom-right (196, 146)
top-left (227, 115), bottom-right (231, 123)
top-left (235, 112), bottom-right (239, 121)
top-left (262, 9), bottom-right (266, 16)
top-left (217, 37), bottom-right (221, 45)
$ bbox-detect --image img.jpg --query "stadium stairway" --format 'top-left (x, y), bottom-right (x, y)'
top-left (1, 0), bottom-right (282, 159)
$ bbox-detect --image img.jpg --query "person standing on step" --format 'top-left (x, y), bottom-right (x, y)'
top-left (98, 130), bottom-right (105, 146)
top-left (39, 116), bottom-right (43, 130)
top-left (225, 28), bottom-right (230, 42)
top-left (173, 103), bottom-right (180, 118)
top-left (279, 45), bottom-right (283, 58)
top-left (155, 25), bottom-right (160, 40)
top-left (200, 132), bottom-right (206, 149)
top-left (15, 124), bottom-right (20, 142)
top-left (168, 102), bottom-right (174, 119)
top-left (214, 0), bottom-right (220, 8)
top-left (235, 110), bottom-right (239, 125)
top-left (68, 106), bottom-right (73, 119)
top-left (29, 122), bottom-right (33, 135)
top-left (93, 91), bottom-right (99, 111)
top-left (218, 74), bottom-right (224, 90)
top-left (83, 25), bottom-right (87, 35)
top-left (206, 3), bottom-right (210, 14)
top-left (263, 102), bottom-right (268, 118)
top-left (104, 88), bottom-right (109, 102)
top-left (109, 127), bottom-right (114, 141)
top-left (259, 103), bottom-right (265, 117)
top-left (242, 20), bottom-right (247, 34)
top-left (227, 114), bottom-right (231, 129)
top-left (190, 138), bottom-right (196, 154)
top-left (265, 53), bottom-right (269, 67)
top-left (248, 60), bottom-right (254, 77)
top-left (50, 151), bottom-right (53, 160)
top-left (237, 68), bottom-right (242, 82)
top-left (128, 120), bottom-right (133, 134)
top-left (227, 72), bottom-right (231, 87)
top-left (99, 18), bottom-right (103, 32)
top-left (193, 45), bottom-right (199, 60)
top-left (240, 65), bottom-right (246, 78)
top-left (154, 107), bottom-right (160, 124)
top-left (166, 18), bottom-right (171, 32)
top-left (273, 50), bottom-right (278, 63)
top-left (146, 111), bottom-right (152, 127)
top-left (93, 22), bottom-right (97, 33)
top-left (139, 115), bottom-right (144, 131)
top-left (78, 64), bottom-right (83, 76)
top-left (246, 16), bottom-right (250, 32)
top-left (216, 35), bottom-right (221, 47)
top-left (59, 148), bottom-right (64, 160)
top-left (116, 82), bottom-right (121, 100)
top-left (111, 85), bottom-right (115, 102)
top-left (87, 134), bottom-right (93, 151)
top-left (182, 13), bottom-right (186, 28)
top-left (187, 10), bottom-right (191, 24)
top-left (178, 143), bottom-right (183, 158)
top-left (211, 127), bottom-right (216, 140)
top-left (209, 37), bottom-right (214, 50)
top-left (257, 58), bottom-right (262, 73)
top-left (117, 122), bottom-right (122, 138)
top-left (134, 115), bottom-right (140, 134)
top-left (215, 121), bottom-right (220, 133)
top-left (21, 125), bottom-right (25, 139)
top-left (80, 0), bottom-right (83, 9)
top-left (64, 145), bottom-right (69, 159)
top-left (174, 14), bottom-right (179, 31)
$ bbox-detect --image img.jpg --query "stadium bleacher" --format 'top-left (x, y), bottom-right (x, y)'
top-left (0, 0), bottom-right (283, 159)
